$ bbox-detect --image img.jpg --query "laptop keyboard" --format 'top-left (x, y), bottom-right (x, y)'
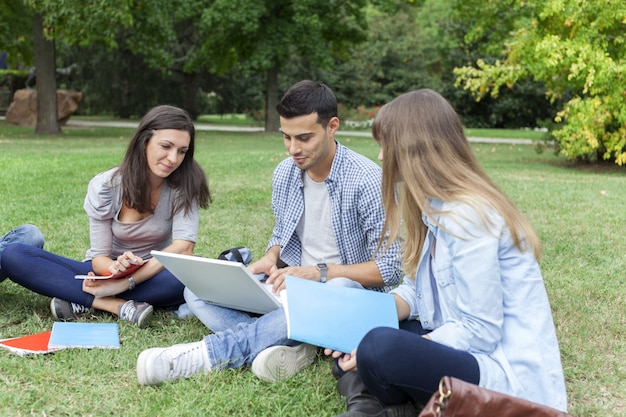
top-left (263, 282), bottom-right (282, 301)
top-left (253, 273), bottom-right (282, 302)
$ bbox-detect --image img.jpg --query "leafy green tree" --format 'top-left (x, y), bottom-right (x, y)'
top-left (198, 0), bottom-right (370, 132)
top-left (454, 0), bottom-right (626, 165)
top-left (121, 0), bottom-right (211, 118)
top-left (0, 0), bottom-right (33, 67)
top-left (1, 0), bottom-right (134, 133)
top-left (54, 0), bottom-right (262, 119)
top-left (29, 0), bottom-right (133, 132)
top-left (54, 0), bottom-right (369, 125)
top-left (305, 0), bottom-right (556, 129)
top-left (440, 0), bottom-right (562, 128)
top-left (326, 3), bottom-right (425, 108)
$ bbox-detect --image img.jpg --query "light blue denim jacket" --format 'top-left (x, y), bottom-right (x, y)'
top-left (391, 199), bottom-right (568, 412)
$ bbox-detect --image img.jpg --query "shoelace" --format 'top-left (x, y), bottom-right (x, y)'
top-left (71, 302), bottom-right (91, 315)
top-left (168, 344), bottom-right (205, 377)
top-left (118, 300), bottom-right (137, 321)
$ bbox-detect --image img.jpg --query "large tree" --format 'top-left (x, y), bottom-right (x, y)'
top-left (198, 0), bottom-right (370, 132)
top-left (319, 3), bottom-right (425, 109)
top-left (454, 0), bottom-right (626, 165)
top-left (120, 0), bottom-right (212, 118)
top-left (17, 0), bottom-right (134, 134)
top-left (31, 11), bottom-right (60, 134)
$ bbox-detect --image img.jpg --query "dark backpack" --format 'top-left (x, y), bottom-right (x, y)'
top-left (217, 246), bottom-right (252, 266)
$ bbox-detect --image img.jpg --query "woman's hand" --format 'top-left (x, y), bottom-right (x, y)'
top-left (323, 348), bottom-right (358, 373)
top-left (82, 273), bottom-right (130, 298)
top-left (110, 251), bottom-right (143, 276)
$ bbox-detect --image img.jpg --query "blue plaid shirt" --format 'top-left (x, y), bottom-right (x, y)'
top-left (267, 141), bottom-right (402, 292)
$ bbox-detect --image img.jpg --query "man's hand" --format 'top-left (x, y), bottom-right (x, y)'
top-left (265, 265), bottom-right (321, 292)
top-left (248, 256), bottom-right (276, 276)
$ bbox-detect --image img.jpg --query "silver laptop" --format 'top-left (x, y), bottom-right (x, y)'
top-left (151, 250), bottom-right (282, 315)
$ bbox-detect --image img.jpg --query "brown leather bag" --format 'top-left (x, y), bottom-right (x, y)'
top-left (418, 376), bottom-right (574, 417)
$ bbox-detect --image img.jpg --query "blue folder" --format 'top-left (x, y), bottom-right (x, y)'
top-left (48, 322), bottom-right (120, 349)
top-left (283, 275), bottom-right (399, 353)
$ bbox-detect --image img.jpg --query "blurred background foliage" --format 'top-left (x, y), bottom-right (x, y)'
top-left (1, 0), bottom-right (624, 164)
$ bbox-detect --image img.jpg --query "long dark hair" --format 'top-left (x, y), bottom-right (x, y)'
top-left (115, 105), bottom-right (211, 216)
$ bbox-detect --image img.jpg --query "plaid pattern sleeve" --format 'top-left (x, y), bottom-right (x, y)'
top-left (268, 142), bottom-right (403, 292)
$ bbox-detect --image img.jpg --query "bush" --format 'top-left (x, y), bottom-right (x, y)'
top-left (338, 104), bottom-right (380, 129)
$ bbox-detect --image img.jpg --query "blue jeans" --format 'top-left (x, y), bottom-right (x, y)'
top-left (356, 321), bottom-right (480, 406)
top-left (3, 243), bottom-right (185, 308)
top-left (186, 277), bottom-right (364, 369)
top-left (0, 225), bottom-right (44, 282)
top-left (202, 307), bottom-right (295, 369)
top-left (185, 277), bottom-right (364, 331)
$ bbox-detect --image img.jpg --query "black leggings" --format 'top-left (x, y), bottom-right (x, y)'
top-left (356, 320), bottom-right (480, 405)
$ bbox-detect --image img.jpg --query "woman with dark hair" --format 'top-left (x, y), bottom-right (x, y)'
top-left (326, 89), bottom-right (568, 416)
top-left (1, 105), bottom-right (211, 328)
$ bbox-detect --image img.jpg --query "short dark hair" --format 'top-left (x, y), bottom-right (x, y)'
top-left (276, 80), bottom-right (337, 128)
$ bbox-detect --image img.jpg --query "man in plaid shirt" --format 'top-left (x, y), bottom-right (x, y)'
top-left (137, 80), bottom-right (402, 393)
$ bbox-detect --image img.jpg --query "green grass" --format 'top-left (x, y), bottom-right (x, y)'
top-left (465, 127), bottom-right (545, 140)
top-left (196, 113), bottom-right (261, 127)
top-left (1, 122), bottom-right (625, 416)
top-left (72, 113), bottom-right (545, 140)
top-left (73, 113), bottom-right (262, 128)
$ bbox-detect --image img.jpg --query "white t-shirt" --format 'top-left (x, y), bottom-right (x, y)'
top-left (295, 172), bottom-right (341, 267)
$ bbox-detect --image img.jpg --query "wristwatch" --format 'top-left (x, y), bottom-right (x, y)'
top-left (317, 263), bottom-right (328, 283)
top-left (128, 276), bottom-right (136, 290)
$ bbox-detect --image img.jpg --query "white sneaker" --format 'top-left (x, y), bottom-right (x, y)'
top-left (136, 341), bottom-right (211, 386)
top-left (252, 344), bottom-right (317, 383)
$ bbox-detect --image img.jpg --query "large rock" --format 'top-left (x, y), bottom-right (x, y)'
top-left (5, 89), bottom-right (83, 127)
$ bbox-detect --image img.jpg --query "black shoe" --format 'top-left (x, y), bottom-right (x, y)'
top-left (332, 362), bottom-right (343, 380)
top-left (335, 372), bottom-right (417, 417)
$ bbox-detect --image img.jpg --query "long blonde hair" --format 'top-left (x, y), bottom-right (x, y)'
top-left (373, 89), bottom-right (541, 277)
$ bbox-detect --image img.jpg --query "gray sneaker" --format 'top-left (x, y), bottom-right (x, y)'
top-left (252, 343), bottom-right (318, 382)
top-left (50, 297), bottom-right (94, 320)
top-left (118, 300), bottom-right (153, 328)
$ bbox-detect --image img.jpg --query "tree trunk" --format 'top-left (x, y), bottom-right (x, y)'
top-left (264, 65), bottom-right (279, 133)
top-left (32, 12), bottom-right (61, 135)
top-left (183, 72), bottom-right (200, 120)
top-left (118, 77), bottom-right (134, 119)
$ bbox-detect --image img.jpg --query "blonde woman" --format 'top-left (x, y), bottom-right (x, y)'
top-left (327, 89), bottom-right (568, 416)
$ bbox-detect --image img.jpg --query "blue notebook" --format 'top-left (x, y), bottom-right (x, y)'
top-left (282, 276), bottom-right (399, 353)
top-left (48, 322), bottom-right (120, 349)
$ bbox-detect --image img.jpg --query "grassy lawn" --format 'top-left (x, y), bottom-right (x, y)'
top-left (0, 122), bottom-right (624, 416)
top-left (196, 113), bottom-right (262, 127)
top-left (71, 114), bottom-right (547, 140)
top-left (465, 127), bottom-right (545, 140)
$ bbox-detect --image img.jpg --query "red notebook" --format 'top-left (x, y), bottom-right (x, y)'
top-left (0, 331), bottom-right (60, 356)
top-left (74, 261), bottom-right (144, 280)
